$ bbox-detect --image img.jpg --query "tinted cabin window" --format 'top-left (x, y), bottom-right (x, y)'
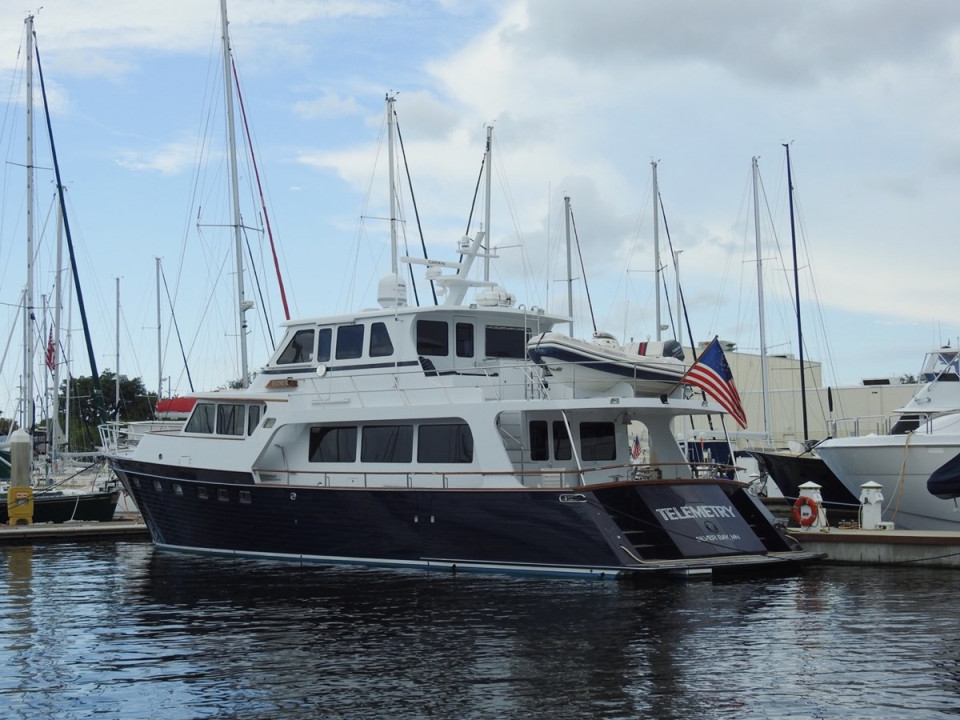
top-left (185, 403), bottom-right (216, 433)
top-left (456, 323), bottom-right (474, 358)
top-left (309, 426), bottom-right (357, 462)
top-left (335, 325), bottom-right (364, 359)
top-left (417, 320), bottom-right (449, 356)
top-left (419, 424), bottom-right (473, 463)
top-left (529, 421), bottom-right (548, 461)
top-left (361, 425), bottom-right (413, 463)
top-left (553, 421), bottom-right (572, 460)
top-left (580, 422), bottom-right (616, 461)
top-left (485, 326), bottom-right (528, 358)
top-left (369, 322), bottom-right (394, 357)
top-left (277, 329), bottom-right (314, 364)
top-left (217, 404), bottom-right (246, 436)
top-left (247, 404), bottom-right (262, 435)
top-left (317, 328), bottom-right (332, 362)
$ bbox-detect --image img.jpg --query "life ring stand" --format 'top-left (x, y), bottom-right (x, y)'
top-left (792, 495), bottom-right (819, 527)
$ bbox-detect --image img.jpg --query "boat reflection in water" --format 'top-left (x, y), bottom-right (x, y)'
top-left (3, 542), bottom-right (960, 719)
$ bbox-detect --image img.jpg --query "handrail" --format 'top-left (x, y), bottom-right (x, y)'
top-left (251, 460), bottom-right (742, 490)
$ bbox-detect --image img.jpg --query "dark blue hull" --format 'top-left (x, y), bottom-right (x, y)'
top-left (928, 451), bottom-right (960, 499)
top-left (747, 449), bottom-right (861, 522)
top-left (110, 458), bottom-right (818, 577)
top-left (1, 488), bottom-right (119, 525)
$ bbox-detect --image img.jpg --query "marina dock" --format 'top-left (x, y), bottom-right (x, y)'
top-left (0, 520), bottom-right (149, 545)
top-left (788, 527), bottom-right (960, 568)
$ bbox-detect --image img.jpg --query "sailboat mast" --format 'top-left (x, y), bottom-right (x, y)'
top-left (52, 201), bottom-right (63, 464)
top-left (483, 125), bottom-right (492, 283)
top-left (652, 161), bottom-right (661, 341)
top-left (564, 195), bottom-right (573, 336)
top-left (115, 277), bottom-right (121, 418)
top-left (752, 157), bottom-right (772, 442)
top-left (387, 94), bottom-right (398, 275)
top-left (23, 15), bottom-right (35, 432)
top-left (156, 257), bottom-right (162, 404)
top-left (220, 0), bottom-right (249, 388)
top-left (784, 143), bottom-right (808, 441)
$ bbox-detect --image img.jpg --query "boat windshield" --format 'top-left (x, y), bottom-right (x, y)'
top-left (919, 348), bottom-right (959, 382)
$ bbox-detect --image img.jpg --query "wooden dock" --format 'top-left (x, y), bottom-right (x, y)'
top-left (789, 527), bottom-right (960, 568)
top-left (0, 520), bottom-right (150, 545)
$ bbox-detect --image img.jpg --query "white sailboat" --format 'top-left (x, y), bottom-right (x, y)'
top-left (1, 15), bottom-right (119, 524)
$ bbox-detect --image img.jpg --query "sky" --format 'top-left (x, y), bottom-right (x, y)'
top-left (1, 0), bottom-right (959, 421)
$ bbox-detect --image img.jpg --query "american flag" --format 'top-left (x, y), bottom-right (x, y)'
top-left (45, 329), bottom-right (55, 373)
top-left (630, 435), bottom-right (642, 460)
top-left (681, 337), bottom-right (748, 429)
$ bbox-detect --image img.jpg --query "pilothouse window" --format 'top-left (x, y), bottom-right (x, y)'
top-left (369, 322), bottom-right (394, 357)
top-left (217, 404), bottom-right (245, 436)
top-left (417, 320), bottom-right (449, 356)
top-left (185, 403), bottom-right (216, 433)
top-left (336, 325), bottom-right (364, 360)
top-left (456, 323), bottom-right (474, 358)
top-left (317, 328), bottom-right (332, 362)
top-left (277, 329), bottom-right (315, 364)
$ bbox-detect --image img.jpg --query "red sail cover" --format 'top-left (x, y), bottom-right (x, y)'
top-left (156, 397), bottom-right (197, 418)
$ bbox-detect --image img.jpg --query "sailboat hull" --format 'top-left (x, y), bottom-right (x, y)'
top-left (1, 488), bottom-right (119, 524)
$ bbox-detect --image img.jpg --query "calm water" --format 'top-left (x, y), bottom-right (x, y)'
top-left (1, 541), bottom-right (960, 719)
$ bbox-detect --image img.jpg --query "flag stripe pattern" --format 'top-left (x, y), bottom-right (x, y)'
top-left (45, 329), bottom-right (55, 373)
top-left (681, 338), bottom-right (748, 429)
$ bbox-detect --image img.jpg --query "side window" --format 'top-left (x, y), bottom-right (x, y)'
top-left (309, 426), bottom-right (358, 462)
top-left (217, 404), bottom-right (245, 436)
top-left (418, 423), bottom-right (473, 463)
top-left (529, 420), bottom-right (548, 461)
top-left (247, 404), bottom-right (262, 435)
top-left (317, 328), bottom-right (332, 362)
top-left (335, 325), bottom-right (364, 360)
top-left (553, 421), bottom-right (572, 460)
top-left (455, 322), bottom-right (474, 358)
top-left (361, 425), bottom-right (413, 462)
top-left (485, 326), bottom-right (529, 359)
top-left (416, 320), bottom-right (449, 357)
top-left (276, 329), bottom-right (315, 364)
top-left (580, 421), bottom-right (616, 461)
top-left (185, 403), bottom-right (216, 434)
top-left (369, 322), bottom-right (394, 357)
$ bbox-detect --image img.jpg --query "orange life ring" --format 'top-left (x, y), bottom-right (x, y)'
top-left (792, 495), bottom-right (819, 527)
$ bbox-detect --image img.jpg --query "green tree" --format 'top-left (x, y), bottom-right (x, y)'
top-left (60, 371), bottom-right (157, 451)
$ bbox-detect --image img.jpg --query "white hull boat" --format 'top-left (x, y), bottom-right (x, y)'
top-left (816, 347), bottom-right (960, 530)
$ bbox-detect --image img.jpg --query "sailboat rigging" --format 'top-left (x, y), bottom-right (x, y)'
top-left (1, 15), bottom-right (118, 523)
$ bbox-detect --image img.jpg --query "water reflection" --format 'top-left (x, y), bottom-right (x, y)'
top-left (2, 542), bottom-right (960, 719)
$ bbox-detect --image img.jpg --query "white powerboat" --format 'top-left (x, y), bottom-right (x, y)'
top-left (815, 346), bottom-right (960, 529)
top-left (98, 85), bottom-right (819, 578)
